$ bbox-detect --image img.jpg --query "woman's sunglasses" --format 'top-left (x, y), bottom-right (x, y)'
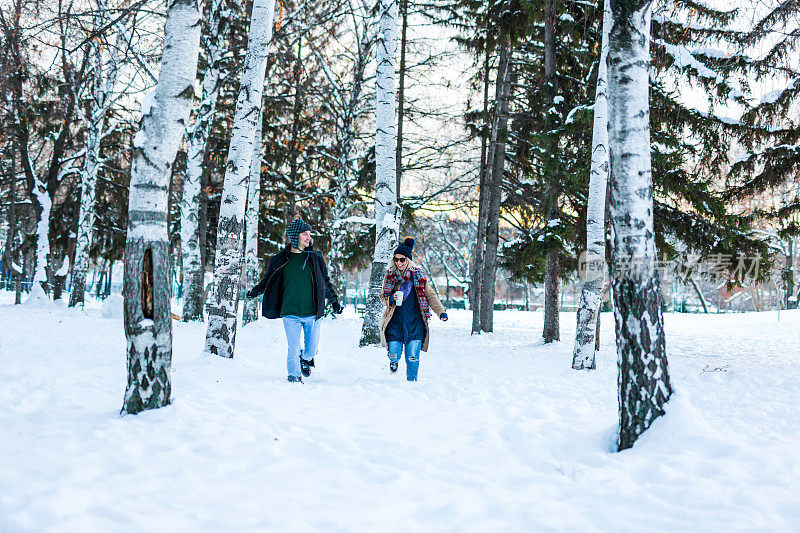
top-left (393, 257), bottom-right (407, 263)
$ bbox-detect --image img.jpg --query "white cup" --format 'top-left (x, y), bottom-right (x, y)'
top-left (394, 290), bottom-right (404, 306)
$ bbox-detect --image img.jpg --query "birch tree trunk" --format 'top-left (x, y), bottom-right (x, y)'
top-left (70, 4), bottom-right (123, 307)
top-left (607, 0), bottom-right (672, 450)
top-left (572, 0), bottom-right (612, 369)
top-left (360, 0), bottom-right (399, 347)
top-left (69, 113), bottom-right (101, 307)
top-left (242, 102), bottom-right (264, 326)
top-left (479, 26), bottom-right (512, 333)
top-left (204, 0), bottom-right (277, 358)
top-left (30, 186), bottom-right (52, 296)
top-left (395, 0), bottom-right (408, 197)
top-left (180, 0), bottom-right (236, 321)
top-left (122, 0), bottom-right (202, 415)
top-left (542, 0), bottom-right (560, 343)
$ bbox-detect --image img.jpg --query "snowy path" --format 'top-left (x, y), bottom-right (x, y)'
top-left (1, 294), bottom-right (799, 531)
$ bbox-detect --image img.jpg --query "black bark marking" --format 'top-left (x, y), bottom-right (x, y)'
top-left (128, 210), bottom-right (168, 221)
top-left (179, 85), bottom-right (194, 100)
top-left (614, 274), bottom-right (672, 451)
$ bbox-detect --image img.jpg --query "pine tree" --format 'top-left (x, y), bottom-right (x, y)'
top-left (501, 0), bottom-right (772, 320)
top-left (500, 0), bottom-right (599, 327)
top-left (541, 0), bottom-right (560, 343)
top-left (479, 16), bottom-right (513, 334)
top-left (442, 0), bottom-right (528, 334)
top-left (647, 0), bottom-right (771, 269)
top-left (728, 2), bottom-right (800, 223)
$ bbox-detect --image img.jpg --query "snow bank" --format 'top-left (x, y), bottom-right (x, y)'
top-left (22, 283), bottom-right (52, 307)
top-left (1, 298), bottom-right (798, 530)
top-left (101, 294), bottom-right (124, 319)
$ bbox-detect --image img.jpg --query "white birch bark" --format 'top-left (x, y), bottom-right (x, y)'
top-left (70, 114), bottom-right (101, 306)
top-left (70, 3), bottom-right (124, 307)
top-left (572, 0), bottom-right (612, 370)
top-left (122, 0), bottom-right (202, 415)
top-left (30, 184), bottom-right (52, 292)
top-left (607, 0), bottom-right (672, 450)
top-left (204, 0), bottom-right (277, 358)
top-left (360, 0), bottom-right (399, 346)
top-left (242, 104), bottom-right (264, 326)
top-left (180, 0), bottom-right (236, 321)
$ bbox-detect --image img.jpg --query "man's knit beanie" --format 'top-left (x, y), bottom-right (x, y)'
top-left (393, 237), bottom-right (415, 260)
top-left (285, 218), bottom-right (313, 249)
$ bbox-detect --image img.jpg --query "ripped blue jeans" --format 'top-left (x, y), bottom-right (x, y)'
top-left (387, 340), bottom-right (422, 381)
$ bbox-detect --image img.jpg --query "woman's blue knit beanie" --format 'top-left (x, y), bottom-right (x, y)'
top-left (393, 237), bottom-right (415, 260)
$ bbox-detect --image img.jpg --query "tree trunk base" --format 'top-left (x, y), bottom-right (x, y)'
top-left (542, 248), bottom-right (560, 343)
top-left (614, 274), bottom-right (672, 451)
top-left (182, 268), bottom-right (206, 321)
top-left (359, 260), bottom-right (387, 347)
top-left (572, 276), bottom-right (602, 370)
top-left (69, 271), bottom-right (87, 307)
top-left (122, 239), bottom-right (173, 415)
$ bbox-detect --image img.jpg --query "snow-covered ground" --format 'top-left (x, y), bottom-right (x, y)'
top-left (1, 290), bottom-right (798, 531)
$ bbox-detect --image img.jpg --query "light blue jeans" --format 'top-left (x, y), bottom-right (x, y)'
top-left (388, 340), bottom-right (422, 381)
top-left (282, 315), bottom-right (321, 379)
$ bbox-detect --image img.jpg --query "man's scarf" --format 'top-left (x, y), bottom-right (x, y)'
top-left (383, 266), bottom-right (431, 320)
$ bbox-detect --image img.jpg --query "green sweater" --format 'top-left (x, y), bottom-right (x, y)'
top-left (280, 252), bottom-right (315, 317)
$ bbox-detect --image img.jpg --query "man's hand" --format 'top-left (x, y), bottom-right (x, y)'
top-left (246, 289), bottom-right (257, 299)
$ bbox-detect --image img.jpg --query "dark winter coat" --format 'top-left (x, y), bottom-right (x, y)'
top-left (249, 245), bottom-right (340, 319)
top-left (385, 278), bottom-right (425, 343)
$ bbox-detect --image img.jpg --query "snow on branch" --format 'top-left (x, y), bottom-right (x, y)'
top-left (760, 77), bottom-right (800, 105)
top-left (332, 216), bottom-right (376, 227)
top-left (655, 39), bottom-right (722, 83)
top-left (566, 103), bottom-right (592, 124)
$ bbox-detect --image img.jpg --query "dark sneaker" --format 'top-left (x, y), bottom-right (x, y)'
top-left (287, 376), bottom-right (303, 383)
top-left (300, 357), bottom-right (314, 377)
top-left (389, 361), bottom-right (398, 373)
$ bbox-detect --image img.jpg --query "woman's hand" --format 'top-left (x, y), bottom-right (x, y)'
top-left (440, 312), bottom-right (448, 322)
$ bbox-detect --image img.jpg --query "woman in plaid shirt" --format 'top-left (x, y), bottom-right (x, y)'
top-left (379, 237), bottom-right (448, 381)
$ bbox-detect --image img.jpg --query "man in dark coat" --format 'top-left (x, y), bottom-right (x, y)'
top-left (246, 218), bottom-right (342, 382)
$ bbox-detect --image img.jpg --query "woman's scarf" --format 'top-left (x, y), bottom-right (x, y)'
top-left (383, 265), bottom-right (431, 320)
